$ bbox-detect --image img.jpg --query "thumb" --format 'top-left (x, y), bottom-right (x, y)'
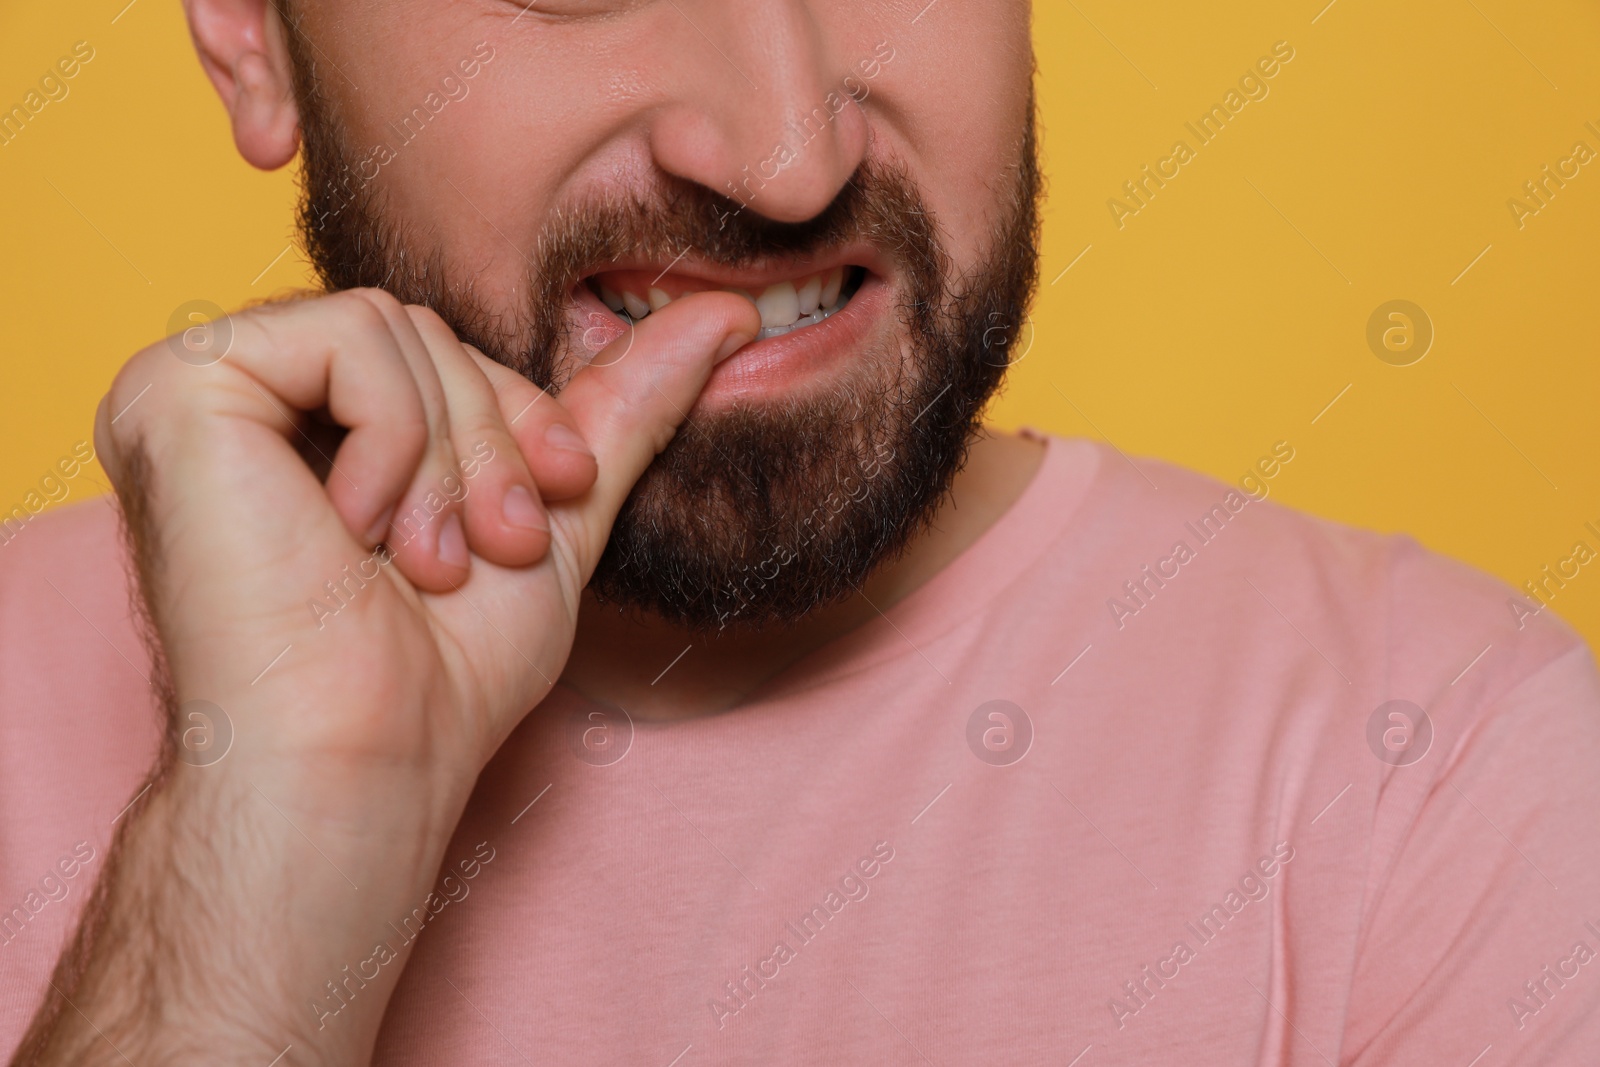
top-left (553, 290), bottom-right (759, 572)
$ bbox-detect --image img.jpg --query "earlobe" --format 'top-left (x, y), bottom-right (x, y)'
top-left (184, 0), bottom-right (300, 170)
top-left (230, 48), bottom-right (300, 169)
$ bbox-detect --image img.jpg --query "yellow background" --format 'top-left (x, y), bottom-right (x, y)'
top-left (3, 1), bottom-right (1598, 644)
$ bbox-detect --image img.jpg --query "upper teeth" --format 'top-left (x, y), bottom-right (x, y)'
top-left (596, 266), bottom-right (850, 333)
top-left (756, 281), bottom-right (800, 328)
top-left (619, 289), bottom-right (649, 318)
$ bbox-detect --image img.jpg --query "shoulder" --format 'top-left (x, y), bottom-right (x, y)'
top-left (0, 495), bottom-right (160, 1046)
top-left (0, 492), bottom-right (139, 648)
top-left (0, 489), bottom-right (158, 761)
top-left (1, 489), bottom-right (123, 567)
top-left (0, 491), bottom-right (158, 828)
top-left (1062, 438), bottom-right (1586, 697)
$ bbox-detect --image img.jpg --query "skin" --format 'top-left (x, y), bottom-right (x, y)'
top-left (15, 1), bottom-right (1039, 1062)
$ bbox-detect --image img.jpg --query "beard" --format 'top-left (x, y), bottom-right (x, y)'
top-left (281, 38), bottom-right (1041, 633)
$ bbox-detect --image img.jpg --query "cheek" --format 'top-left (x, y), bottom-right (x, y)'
top-left (869, 17), bottom-right (1033, 265)
top-left (361, 67), bottom-right (605, 301)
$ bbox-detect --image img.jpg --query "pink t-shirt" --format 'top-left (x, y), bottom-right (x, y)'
top-left (4, 433), bottom-right (1599, 1065)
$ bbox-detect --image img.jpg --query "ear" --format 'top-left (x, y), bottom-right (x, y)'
top-left (184, 0), bottom-right (300, 169)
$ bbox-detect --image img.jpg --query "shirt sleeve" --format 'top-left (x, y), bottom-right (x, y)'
top-left (1342, 643), bottom-right (1600, 1064)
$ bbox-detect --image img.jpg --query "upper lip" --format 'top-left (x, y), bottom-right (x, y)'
top-left (575, 241), bottom-right (889, 291)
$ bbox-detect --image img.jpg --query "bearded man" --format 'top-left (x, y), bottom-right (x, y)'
top-left (3, 2), bottom-right (1599, 1064)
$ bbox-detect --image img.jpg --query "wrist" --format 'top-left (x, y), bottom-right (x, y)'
top-left (23, 758), bottom-right (471, 1066)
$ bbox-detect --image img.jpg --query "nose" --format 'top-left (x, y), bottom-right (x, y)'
top-left (647, 3), bottom-right (870, 224)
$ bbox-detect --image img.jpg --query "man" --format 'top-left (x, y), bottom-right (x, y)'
top-left (2, 0), bottom-right (1598, 1063)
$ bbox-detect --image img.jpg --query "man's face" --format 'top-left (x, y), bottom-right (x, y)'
top-left (275, 0), bottom-right (1039, 630)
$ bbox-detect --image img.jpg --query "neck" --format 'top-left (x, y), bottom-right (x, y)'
top-left (559, 426), bottom-right (1046, 720)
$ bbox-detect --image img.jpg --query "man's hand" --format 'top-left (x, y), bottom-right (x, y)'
top-left (12, 288), bottom-right (758, 1066)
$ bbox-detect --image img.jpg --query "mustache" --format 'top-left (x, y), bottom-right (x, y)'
top-left (529, 158), bottom-right (944, 293)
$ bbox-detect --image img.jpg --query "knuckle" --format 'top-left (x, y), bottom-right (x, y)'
top-left (485, 408), bottom-right (519, 459)
top-left (387, 410), bottom-right (432, 466)
top-left (347, 295), bottom-right (396, 337)
top-left (320, 288), bottom-right (397, 340)
top-left (395, 402), bottom-right (430, 440)
top-left (102, 366), bottom-right (192, 463)
top-left (464, 422), bottom-right (514, 464)
top-left (405, 303), bottom-right (449, 335)
top-left (349, 286), bottom-right (405, 317)
top-left (107, 349), bottom-right (169, 422)
top-left (500, 373), bottom-right (543, 407)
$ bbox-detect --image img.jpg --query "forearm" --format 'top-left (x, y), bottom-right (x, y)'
top-left (11, 760), bottom-right (467, 1067)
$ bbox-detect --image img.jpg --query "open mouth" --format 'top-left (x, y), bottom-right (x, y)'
top-left (585, 265), bottom-right (869, 340)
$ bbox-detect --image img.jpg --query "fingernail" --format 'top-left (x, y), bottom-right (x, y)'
top-left (716, 331), bottom-right (756, 362)
top-left (501, 484), bottom-right (547, 531)
top-left (365, 504), bottom-right (396, 545)
top-left (544, 423), bottom-right (594, 458)
top-left (438, 512), bottom-right (469, 568)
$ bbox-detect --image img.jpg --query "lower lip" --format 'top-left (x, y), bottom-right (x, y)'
top-left (571, 275), bottom-right (889, 408)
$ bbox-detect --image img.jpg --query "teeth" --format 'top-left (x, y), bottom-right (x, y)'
top-left (598, 267), bottom-right (854, 330)
top-left (820, 267), bottom-right (843, 311)
top-left (754, 293), bottom-right (847, 339)
top-left (797, 275), bottom-right (822, 315)
top-left (755, 280), bottom-right (800, 329)
top-left (621, 290), bottom-right (650, 319)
